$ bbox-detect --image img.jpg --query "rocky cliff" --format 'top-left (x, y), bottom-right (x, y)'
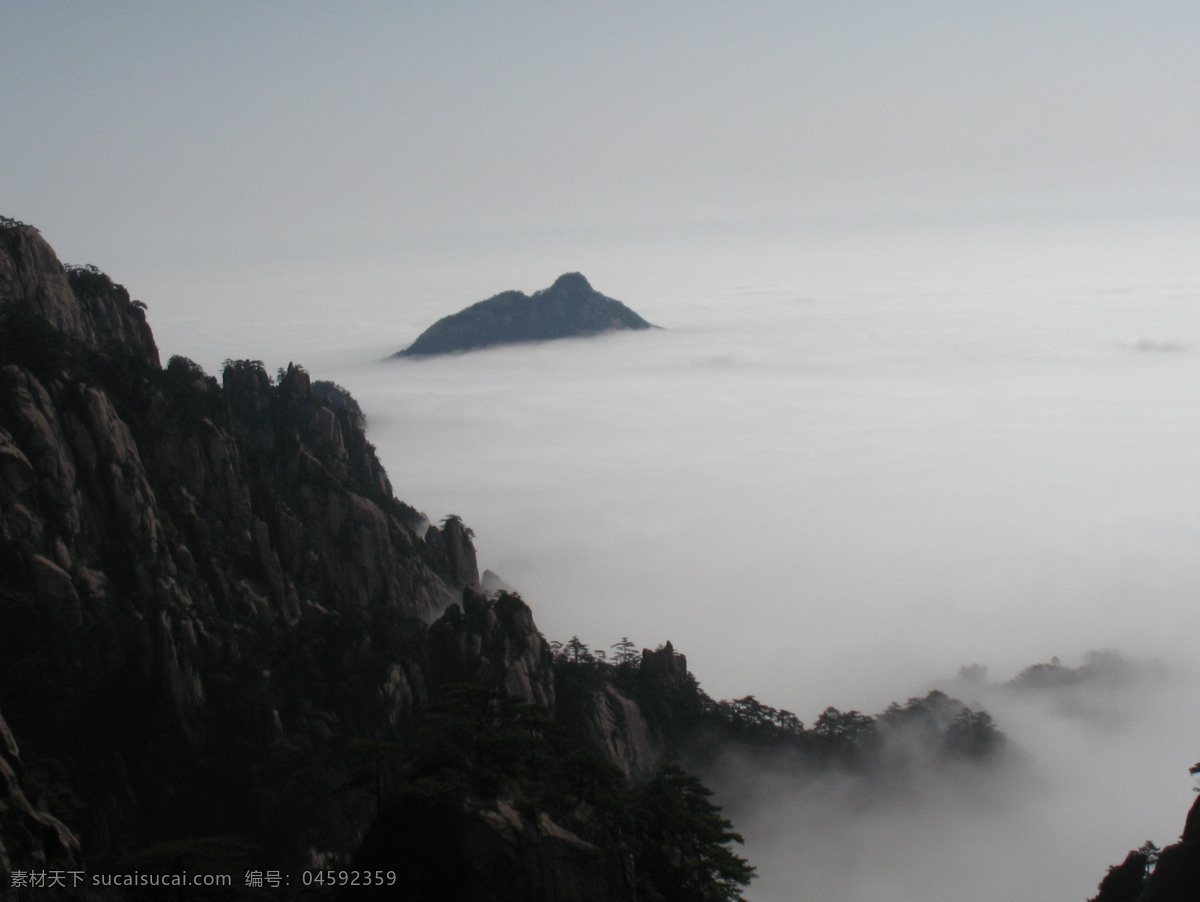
top-left (0, 221), bottom-right (695, 898)
top-left (394, 272), bottom-right (656, 357)
top-left (0, 222), bottom-right (494, 866)
top-left (0, 220), bottom-right (1012, 901)
top-left (0, 226), bottom-right (157, 366)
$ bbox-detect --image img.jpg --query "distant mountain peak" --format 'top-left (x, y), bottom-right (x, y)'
top-left (545, 271), bottom-right (592, 292)
top-left (394, 274), bottom-right (656, 357)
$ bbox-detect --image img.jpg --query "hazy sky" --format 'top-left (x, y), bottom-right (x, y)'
top-left (3, 1), bottom-right (1198, 271)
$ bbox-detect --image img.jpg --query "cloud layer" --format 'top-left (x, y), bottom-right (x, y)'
top-left (132, 212), bottom-right (1200, 897)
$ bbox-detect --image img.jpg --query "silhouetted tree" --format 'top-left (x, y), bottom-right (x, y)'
top-left (630, 764), bottom-right (755, 901)
top-left (564, 635), bottom-right (593, 664)
top-left (611, 637), bottom-right (639, 665)
top-left (813, 707), bottom-right (877, 752)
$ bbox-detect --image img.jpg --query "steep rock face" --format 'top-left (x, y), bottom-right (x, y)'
top-left (425, 515), bottom-right (481, 589)
top-left (577, 684), bottom-right (665, 783)
top-left (551, 645), bottom-right (693, 783)
top-left (0, 223), bottom-right (480, 867)
top-left (428, 589), bottom-right (555, 711)
top-left (395, 273), bottom-right (656, 357)
top-left (0, 225), bottom-right (157, 366)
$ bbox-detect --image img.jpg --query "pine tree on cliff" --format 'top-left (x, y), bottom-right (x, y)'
top-left (631, 764), bottom-right (755, 901)
top-left (611, 637), bottom-right (639, 665)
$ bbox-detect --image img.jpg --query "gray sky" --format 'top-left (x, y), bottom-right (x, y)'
top-left (3, 1), bottom-right (1198, 271)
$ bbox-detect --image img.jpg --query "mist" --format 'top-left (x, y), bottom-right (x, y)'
top-left (123, 211), bottom-right (1200, 898)
top-left (704, 650), bottom-right (1193, 901)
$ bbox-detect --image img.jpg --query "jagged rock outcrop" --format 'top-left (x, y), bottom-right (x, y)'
top-left (641, 640), bottom-right (688, 683)
top-left (394, 272), bottom-right (656, 357)
top-left (577, 684), bottom-right (664, 783)
top-left (0, 226), bottom-right (157, 366)
top-left (425, 515), bottom-right (481, 589)
top-left (428, 589), bottom-right (555, 711)
top-left (552, 644), bottom-right (695, 783)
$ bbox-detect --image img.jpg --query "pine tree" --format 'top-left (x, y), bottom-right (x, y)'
top-left (611, 636), bottom-right (639, 665)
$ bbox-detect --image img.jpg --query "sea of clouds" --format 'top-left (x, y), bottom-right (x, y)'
top-left (139, 211), bottom-right (1200, 900)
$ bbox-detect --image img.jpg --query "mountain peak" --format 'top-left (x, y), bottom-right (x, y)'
top-left (395, 274), bottom-right (656, 357)
top-left (547, 271), bottom-right (592, 293)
